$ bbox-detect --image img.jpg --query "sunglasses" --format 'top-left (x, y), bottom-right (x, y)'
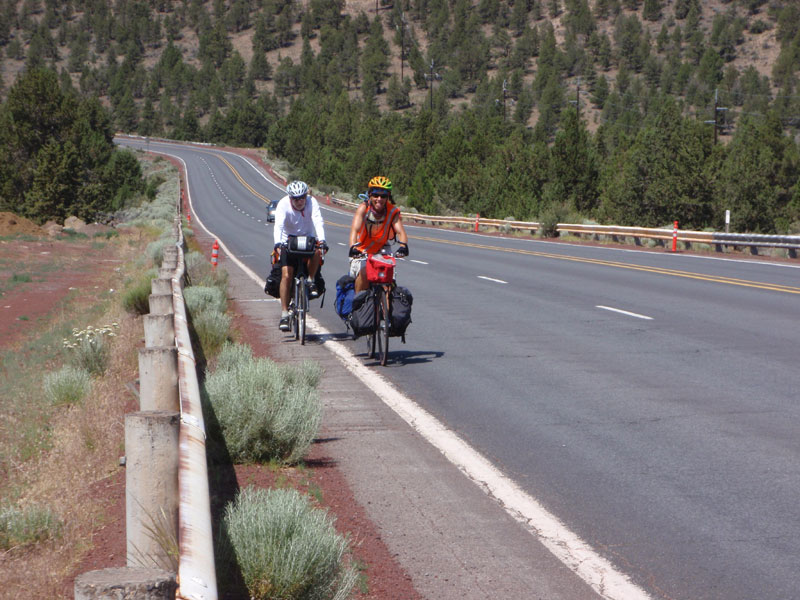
top-left (370, 192), bottom-right (389, 198)
top-left (291, 194), bottom-right (307, 201)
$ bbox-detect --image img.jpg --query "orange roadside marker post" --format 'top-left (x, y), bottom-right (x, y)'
top-left (672, 221), bottom-right (678, 252)
top-left (211, 240), bottom-right (219, 268)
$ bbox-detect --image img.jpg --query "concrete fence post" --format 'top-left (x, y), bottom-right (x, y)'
top-left (125, 411), bottom-right (180, 572)
top-left (158, 266), bottom-right (175, 279)
top-left (143, 314), bottom-right (175, 348)
top-left (74, 567), bottom-right (176, 600)
top-left (148, 293), bottom-right (173, 315)
top-left (138, 347), bottom-right (179, 412)
top-left (151, 277), bottom-right (171, 296)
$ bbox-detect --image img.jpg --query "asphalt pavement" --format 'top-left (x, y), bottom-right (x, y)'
top-left (214, 237), bottom-right (603, 600)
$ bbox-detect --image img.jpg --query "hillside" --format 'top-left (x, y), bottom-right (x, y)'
top-left (1, 0), bottom-right (799, 234)
top-left (1, 0), bottom-right (795, 132)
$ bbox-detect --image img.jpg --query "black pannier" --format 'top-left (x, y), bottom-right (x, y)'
top-left (264, 262), bottom-right (282, 298)
top-left (389, 286), bottom-right (412, 337)
top-left (349, 289), bottom-right (377, 338)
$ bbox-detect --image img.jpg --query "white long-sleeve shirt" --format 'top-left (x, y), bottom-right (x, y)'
top-left (273, 194), bottom-right (326, 246)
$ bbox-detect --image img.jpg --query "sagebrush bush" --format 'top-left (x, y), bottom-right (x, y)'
top-left (0, 504), bottom-right (63, 550)
top-left (538, 203), bottom-right (569, 238)
top-left (215, 341), bottom-right (254, 371)
top-left (192, 310), bottom-right (232, 358)
top-left (146, 236), bottom-right (177, 267)
top-left (43, 365), bottom-right (92, 406)
top-left (184, 285), bottom-right (227, 317)
top-left (222, 487), bottom-right (356, 600)
top-left (202, 348), bottom-right (322, 465)
top-left (185, 251), bottom-right (228, 291)
top-left (122, 269), bottom-right (158, 315)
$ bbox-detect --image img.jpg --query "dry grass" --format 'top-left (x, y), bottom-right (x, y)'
top-left (0, 232), bottom-right (153, 600)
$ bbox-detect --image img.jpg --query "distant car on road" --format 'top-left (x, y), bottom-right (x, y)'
top-left (266, 199), bottom-right (279, 222)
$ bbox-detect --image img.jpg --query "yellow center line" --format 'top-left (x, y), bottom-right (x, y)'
top-left (410, 235), bottom-right (800, 295)
top-left (148, 142), bottom-right (798, 296)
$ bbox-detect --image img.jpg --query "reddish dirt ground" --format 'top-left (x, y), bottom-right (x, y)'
top-left (0, 216), bottom-right (419, 599)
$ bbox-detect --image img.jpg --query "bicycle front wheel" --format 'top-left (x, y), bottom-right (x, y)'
top-left (293, 278), bottom-right (301, 340)
top-left (299, 277), bottom-right (308, 345)
top-left (378, 287), bottom-right (390, 366)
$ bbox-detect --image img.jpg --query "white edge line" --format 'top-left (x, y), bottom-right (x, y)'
top-left (141, 143), bottom-right (653, 600)
top-left (306, 314), bottom-right (652, 600)
top-left (597, 305), bottom-right (653, 320)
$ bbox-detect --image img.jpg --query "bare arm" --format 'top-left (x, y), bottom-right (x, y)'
top-left (392, 213), bottom-right (408, 245)
top-left (349, 204), bottom-right (367, 247)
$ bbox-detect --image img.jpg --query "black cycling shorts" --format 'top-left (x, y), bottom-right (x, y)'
top-left (277, 246), bottom-right (312, 271)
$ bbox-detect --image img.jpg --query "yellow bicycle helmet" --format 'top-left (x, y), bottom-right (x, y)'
top-left (368, 176), bottom-right (393, 195)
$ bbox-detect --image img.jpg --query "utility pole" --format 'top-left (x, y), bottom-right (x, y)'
top-left (396, 11), bottom-right (407, 83)
top-left (704, 88), bottom-right (728, 144)
top-left (502, 79), bottom-right (507, 121)
top-left (425, 60), bottom-right (440, 111)
top-left (569, 77), bottom-right (581, 119)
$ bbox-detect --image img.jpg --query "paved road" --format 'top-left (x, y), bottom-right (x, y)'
top-left (119, 138), bottom-right (800, 600)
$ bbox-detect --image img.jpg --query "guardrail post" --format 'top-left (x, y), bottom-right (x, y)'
top-left (151, 277), bottom-right (171, 296)
top-left (143, 314), bottom-right (175, 348)
top-left (149, 293), bottom-right (173, 315)
top-left (474, 214), bottom-right (480, 232)
top-left (138, 347), bottom-right (179, 411)
top-left (125, 411), bottom-right (180, 571)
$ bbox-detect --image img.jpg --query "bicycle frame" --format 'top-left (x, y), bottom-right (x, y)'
top-left (363, 252), bottom-right (396, 366)
top-left (286, 249), bottom-right (312, 345)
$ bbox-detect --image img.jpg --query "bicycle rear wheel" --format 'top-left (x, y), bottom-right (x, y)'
top-left (378, 288), bottom-right (390, 366)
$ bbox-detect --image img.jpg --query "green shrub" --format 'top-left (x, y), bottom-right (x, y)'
top-left (538, 203), bottom-right (569, 238)
top-left (184, 285), bottom-right (227, 317)
top-left (43, 365), bottom-right (92, 406)
top-left (215, 341), bottom-right (254, 371)
top-left (192, 310), bottom-right (232, 358)
top-left (63, 324), bottom-right (119, 376)
top-left (222, 487), bottom-right (356, 600)
top-left (202, 351), bottom-right (322, 465)
top-left (0, 504), bottom-right (63, 550)
top-left (122, 269), bottom-right (158, 315)
top-left (146, 237), bottom-right (175, 267)
top-left (186, 251), bottom-right (228, 291)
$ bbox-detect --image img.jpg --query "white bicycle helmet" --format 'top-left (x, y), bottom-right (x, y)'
top-left (286, 180), bottom-right (309, 198)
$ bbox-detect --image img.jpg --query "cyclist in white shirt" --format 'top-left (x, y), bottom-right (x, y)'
top-left (273, 180), bottom-right (327, 331)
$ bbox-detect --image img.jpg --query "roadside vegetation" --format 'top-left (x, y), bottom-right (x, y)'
top-left (3, 1), bottom-right (799, 234)
top-left (0, 159), bottom-right (169, 596)
top-left (0, 154), bottom-right (357, 599)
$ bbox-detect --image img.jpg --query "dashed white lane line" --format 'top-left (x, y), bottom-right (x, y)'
top-left (148, 145), bottom-right (654, 600)
top-left (597, 305), bottom-right (653, 320)
top-left (410, 259), bottom-right (428, 265)
top-left (478, 275), bottom-right (508, 284)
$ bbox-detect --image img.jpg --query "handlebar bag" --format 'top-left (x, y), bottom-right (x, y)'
top-left (366, 254), bottom-right (395, 283)
top-left (287, 235), bottom-right (317, 256)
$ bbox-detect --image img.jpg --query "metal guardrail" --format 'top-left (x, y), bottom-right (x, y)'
top-left (172, 226), bottom-right (218, 600)
top-left (329, 197), bottom-right (799, 257)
